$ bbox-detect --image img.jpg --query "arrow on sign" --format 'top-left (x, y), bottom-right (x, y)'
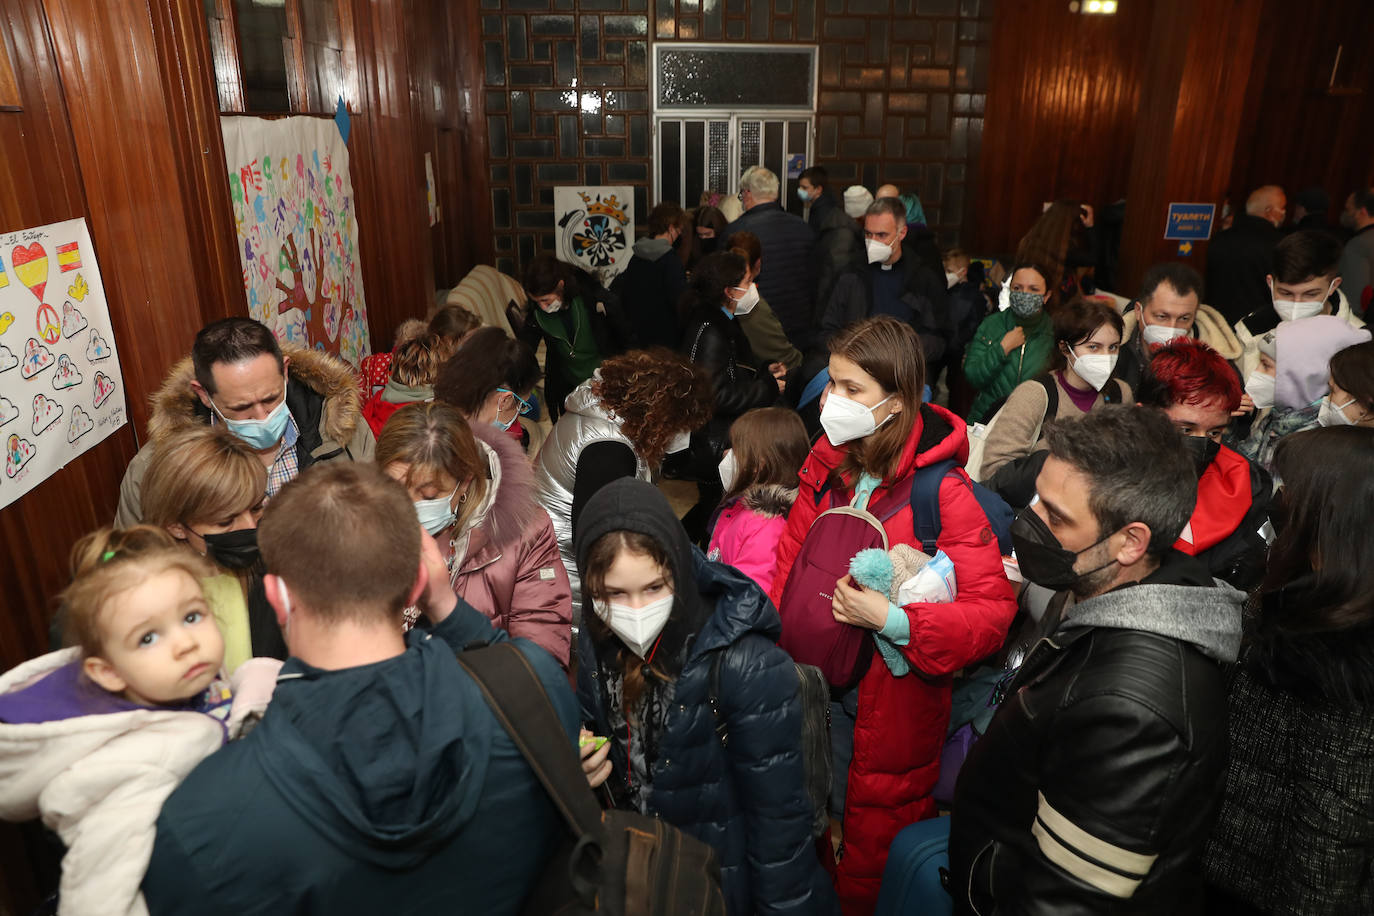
top-left (1178, 241), bottom-right (1193, 256)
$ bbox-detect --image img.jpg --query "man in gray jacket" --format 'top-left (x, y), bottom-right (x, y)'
top-left (1340, 188), bottom-right (1374, 318)
top-left (951, 406), bottom-right (1244, 915)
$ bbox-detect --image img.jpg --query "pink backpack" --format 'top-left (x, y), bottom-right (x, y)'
top-left (776, 485), bottom-right (909, 688)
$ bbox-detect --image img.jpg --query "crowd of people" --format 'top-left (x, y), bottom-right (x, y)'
top-left (3, 167), bottom-right (1374, 916)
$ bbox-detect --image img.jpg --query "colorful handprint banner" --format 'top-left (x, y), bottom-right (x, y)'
top-left (554, 186), bottom-right (635, 284)
top-left (0, 217), bottom-right (127, 510)
top-left (221, 116), bottom-right (371, 368)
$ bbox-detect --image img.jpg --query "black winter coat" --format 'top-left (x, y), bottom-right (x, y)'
top-left (950, 551), bottom-right (1244, 916)
top-left (809, 194), bottom-right (862, 326)
top-left (721, 202), bottom-right (816, 347)
top-left (611, 238), bottom-right (687, 349)
top-left (1206, 214), bottom-right (1282, 326)
top-left (820, 248), bottom-right (950, 363)
top-left (1205, 583), bottom-right (1374, 915)
top-left (573, 478), bottom-right (833, 916)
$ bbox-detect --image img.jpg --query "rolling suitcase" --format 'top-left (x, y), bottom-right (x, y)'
top-left (874, 816), bottom-right (953, 916)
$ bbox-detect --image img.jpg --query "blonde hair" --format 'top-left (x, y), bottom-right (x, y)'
top-left (59, 526), bottom-right (213, 657)
top-left (375, 402), bottom-right (489, 533)
top-left (393, 318), bottom-right (428, 350)
top-left (141, 426), bottom-right (266, 530)
top-left (389, 332), bottom-right (458, 388)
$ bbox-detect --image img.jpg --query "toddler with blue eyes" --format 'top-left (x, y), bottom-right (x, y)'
top-left (0, 526), bottom-right (280, 916)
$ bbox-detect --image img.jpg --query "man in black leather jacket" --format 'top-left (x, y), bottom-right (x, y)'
top-left (950, 406), bottom-right (1244, 915)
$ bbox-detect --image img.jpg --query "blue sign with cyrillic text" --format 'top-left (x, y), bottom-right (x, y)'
top-left (1164, 203), bottom-right (1215, 241)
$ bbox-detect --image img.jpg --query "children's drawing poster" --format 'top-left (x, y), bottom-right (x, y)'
top-left (221, 115), bottom-right (371, 368)
top-left (0, 217), bottom-right (127, 510)
top-left (554, 186), bottom-right (634, 283)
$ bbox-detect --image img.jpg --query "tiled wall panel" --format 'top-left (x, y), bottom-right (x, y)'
top-left (481, 0), bottom-right (990, 274)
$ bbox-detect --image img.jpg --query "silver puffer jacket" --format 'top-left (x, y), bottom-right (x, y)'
top-left (533, 379), bottom-right (651, 616)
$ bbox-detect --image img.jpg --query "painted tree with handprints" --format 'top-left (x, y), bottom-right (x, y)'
top-left (275, 229), bottom-right (332, 349)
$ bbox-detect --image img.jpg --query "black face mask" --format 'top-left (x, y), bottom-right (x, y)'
top-left (1179, 434), bottom-right (1221, 477)
top-left (1011, 507), bottom-right (1116, 592)
top-left (199, 527), bottom-right (262, 571)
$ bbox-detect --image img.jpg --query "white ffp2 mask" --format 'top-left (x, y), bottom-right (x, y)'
top-left (820, 392), bottom-right (893, 446)
top-left (594, 594), bottom-right (675, 659)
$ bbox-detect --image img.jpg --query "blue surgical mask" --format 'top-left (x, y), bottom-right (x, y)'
top-left (797, 187), bottom-right (811, 202)
top-left (491, 388), bottom-right (531, 432)
top-left (414, 484), bottom-right (460, 535)
top-left (212, 384), bottom-right (289, 451)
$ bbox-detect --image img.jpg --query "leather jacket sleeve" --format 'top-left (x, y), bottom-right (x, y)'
top-left (688, 320), bottom-right (778, 417)
top-left (984, 693), bottom-right (1216, 915)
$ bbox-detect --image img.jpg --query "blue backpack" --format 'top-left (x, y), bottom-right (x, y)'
top-left (909, 458), bottom-right (1015, 556)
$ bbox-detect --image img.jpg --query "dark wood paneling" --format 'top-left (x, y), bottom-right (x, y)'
top-left (974, 0), bottom-right (1152, 259)
top-left (1226, 0), bottom-right (1374, 222)
top-left (1117, 0), bottom-right (1263, 294)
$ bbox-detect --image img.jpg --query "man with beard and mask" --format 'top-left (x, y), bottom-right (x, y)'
top-left (1113, 263), bottom-right (1242, 395)
top-left (949, 405), bottom-right (1244, 916)
top-left (114, 318), bottom-right (375, 529)
top-left (1235, 230), bottom-right (1366, 381)
top-left (820, 197), bottom-right (949, 363)
top-left (1138, 339), bottom-right (1272, 592)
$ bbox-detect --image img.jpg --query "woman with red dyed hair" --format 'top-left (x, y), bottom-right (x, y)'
top-left (1137, 338), bottom-right (1273, 591)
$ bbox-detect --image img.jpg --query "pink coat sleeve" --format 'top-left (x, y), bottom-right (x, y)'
top-left (898, 473), bottom-right (1017, 676)
top-left (506, 512), bottom-right (574, 669)
top-left (713, 510), bottom-right (790, 597)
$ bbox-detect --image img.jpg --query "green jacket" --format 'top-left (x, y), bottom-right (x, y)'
top-left (963, 309), bottom-right (1055, 423)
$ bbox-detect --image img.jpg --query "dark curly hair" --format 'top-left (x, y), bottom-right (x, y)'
top-left (592, 348), bottom-right (715, 466)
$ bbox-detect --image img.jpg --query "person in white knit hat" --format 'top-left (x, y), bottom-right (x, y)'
top-left (844, 185), bottom-right (874, 220)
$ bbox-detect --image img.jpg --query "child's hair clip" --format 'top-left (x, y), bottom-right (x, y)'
top-left (101, 549), bottom-right (117, 563)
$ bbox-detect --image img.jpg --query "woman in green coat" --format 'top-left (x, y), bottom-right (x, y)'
top-left (963, 262), bottom-right (1057, 423)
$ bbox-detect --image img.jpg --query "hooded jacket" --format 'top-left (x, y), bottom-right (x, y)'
top-left (141, 602), bottom-right (578, 916)
top-left (1205, 582), bottom-right (1374, 915)
top-left (360, 378), bottom-right (431, 440)
top-left (533, 378), bottom-right (654, 610)
top-left (574, 478), bottom-right (832, 916)
top-left (450, 422), bottom-right (572, 668)
top-left (950, 551), bottom-right (1245, 916)
top-left (611, 235), bottom-right (687, 349)
top-left (1234, 288), bottom-right (1367, 380)
top-left (769, 403), bottom-right (1018, 913)
top-left (518, 267), bottom-right (634, 416)
top-left (114, 347), bottom-right (376, 528)
top-left (810, 194), bottom-right (864, 328)
top-left (0, 650), bottom-right (278, 916)
top-left (707, 484), bottom-right (798, 596)
top-left (1114, 302), bottom-right (1244, 395)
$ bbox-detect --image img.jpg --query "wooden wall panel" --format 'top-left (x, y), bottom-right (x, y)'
top-left (973, 0), bottom-right (1152, 259)
top-left (1226, 0), bottom-right (1374, 223)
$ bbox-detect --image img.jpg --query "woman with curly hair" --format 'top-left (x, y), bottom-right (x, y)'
top-left (533, 347), bottom-right (714, 610)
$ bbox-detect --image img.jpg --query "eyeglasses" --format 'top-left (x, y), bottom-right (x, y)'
top-left (497, 387), bottom-right (532, 417)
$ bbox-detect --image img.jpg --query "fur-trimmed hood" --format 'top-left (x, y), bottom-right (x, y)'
top-left (736, 483), bottom-right (798, 519)
top-left (147, 347), bottom-right (364, 448)
top-left (1121, 302), bottom-right (1243, 361)
top-left (465, 421), bottom-right (541, 552)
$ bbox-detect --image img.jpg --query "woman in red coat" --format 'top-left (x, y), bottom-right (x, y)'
top-left (769, 316), bottom-right (1017, 914)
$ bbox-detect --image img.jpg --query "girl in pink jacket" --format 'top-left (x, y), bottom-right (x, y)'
top-left (707, 407), bottom-right (811, 596)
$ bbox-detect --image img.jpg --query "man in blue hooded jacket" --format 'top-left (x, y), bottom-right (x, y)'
top-left (142, 462), bottom-right (578, 915)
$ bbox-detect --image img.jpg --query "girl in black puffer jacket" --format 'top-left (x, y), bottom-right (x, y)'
top-left (573, 478), bottom-right (835, 916)
top-left (1204, 426), bottom-right (1374, 915)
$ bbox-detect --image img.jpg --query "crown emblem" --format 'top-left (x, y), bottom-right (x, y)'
top-left (579, 191), bottom-right (628, 223)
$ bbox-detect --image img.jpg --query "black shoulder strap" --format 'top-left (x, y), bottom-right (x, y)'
top-left (457, 643), bottom-right (604, 838)
top-left (1104, 378), bottom-right (1122, 404)
top-left (1034, 374), bottom-right (1059, 418)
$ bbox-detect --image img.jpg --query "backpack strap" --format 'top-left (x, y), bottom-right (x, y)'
top-left (1034, 374), bottom-right (1059, 417)
top-left (456, 643), bottom-right (604, 840)
top-left (797, 367), bottom-right (830, 409)
top-left (1104, 377), bottom-right (1122, 404)
top-left (908, 458), bottom-right (961, 554)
